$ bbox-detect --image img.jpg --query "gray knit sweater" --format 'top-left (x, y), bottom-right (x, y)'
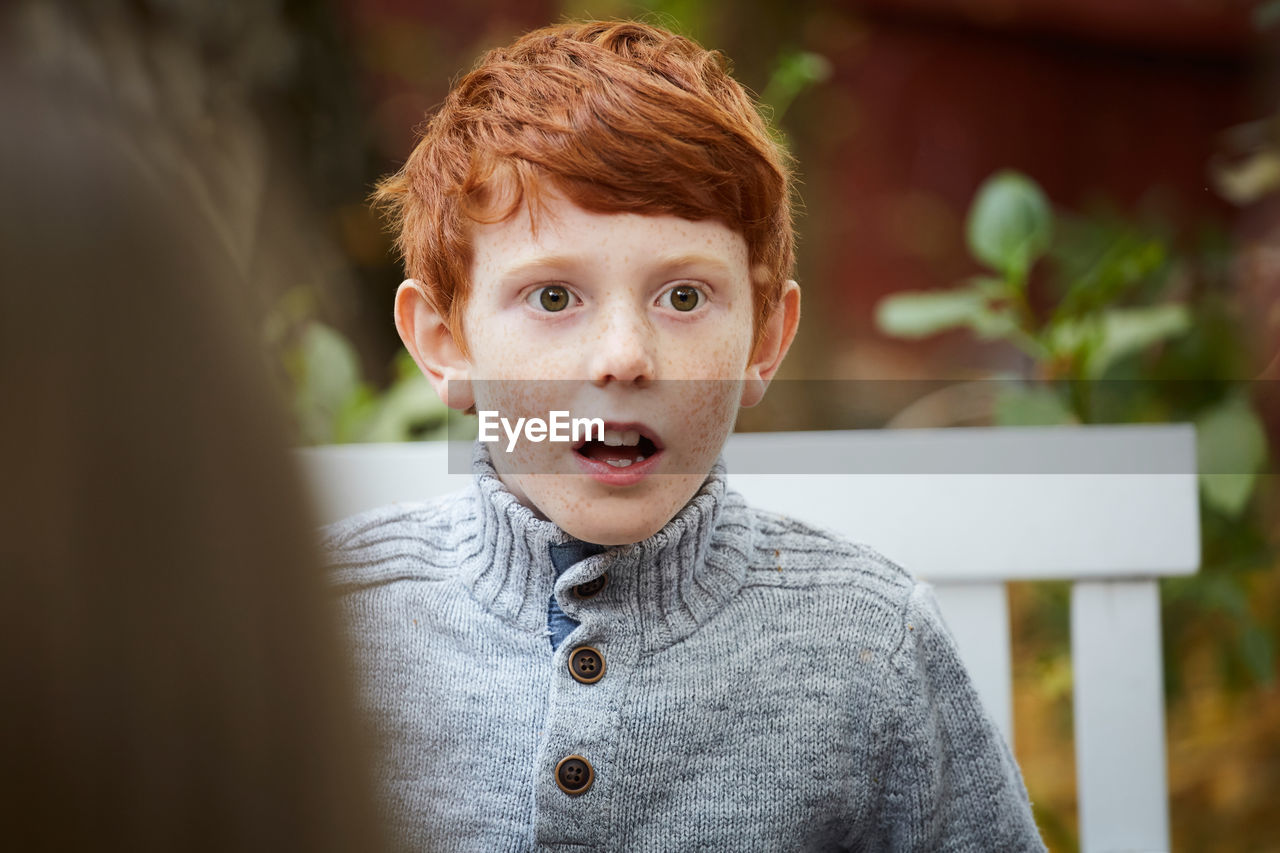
top-left (323, 445), bottom-right (1047, 852)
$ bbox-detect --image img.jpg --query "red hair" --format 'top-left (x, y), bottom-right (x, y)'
top-left (373, 20), bottom-right (795, 357)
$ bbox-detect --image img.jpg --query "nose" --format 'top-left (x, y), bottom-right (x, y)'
top-left (588, 305), bottom-right (656, 387)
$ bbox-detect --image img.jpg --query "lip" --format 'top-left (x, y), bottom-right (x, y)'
top-left (572, 420), bottom-right (665, 487)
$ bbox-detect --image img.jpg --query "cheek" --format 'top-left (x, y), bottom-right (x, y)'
top-left (686, 382), bottom-right (741, 455)
top-left (656, 378), bottom-right (741, 476)
top-left (663, 315), bottom-right (755, 381)
top-left (465, 308), bottom-right (515, 375)
top-left (466, 311), bottom-right (580, 380)
top-left (657, 316), bottom-right (754, 465)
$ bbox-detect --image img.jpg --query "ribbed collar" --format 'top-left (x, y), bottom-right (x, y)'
top-left (454, 442), bottom-right (753, 651)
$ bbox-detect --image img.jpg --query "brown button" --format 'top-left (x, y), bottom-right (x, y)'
top-left (574, 573), bottom-right (607, 598)
top-left (568, 645), bottom-right (605, 684)
top-left (555, 755), bottom-right (594, 795)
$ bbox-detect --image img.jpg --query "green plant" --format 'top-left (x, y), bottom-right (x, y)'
top-left (876, 171), bottom-right (1268, 520)
top-left (264, 282), bottom-right (450, 446)
top-left (285, 322), bottom-right (450, 445)
top-left (876, 171), bottom-right (1276, 696)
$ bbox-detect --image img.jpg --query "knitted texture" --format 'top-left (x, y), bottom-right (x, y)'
top-left (323, 445), bottom-right (1047, 852)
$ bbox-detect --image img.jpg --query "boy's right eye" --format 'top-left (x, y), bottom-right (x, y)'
top-left (528, 284), bottom-right (576, 312)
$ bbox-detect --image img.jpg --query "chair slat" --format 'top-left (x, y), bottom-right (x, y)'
top-left (1072, 579), bottom-right (1170, 853)
top-left (931, 582), bottom-right (1014, 745)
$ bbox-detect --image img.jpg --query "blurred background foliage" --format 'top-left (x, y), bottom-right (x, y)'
top-left (878, 169), bottom-right (1278, 850)
top-left (9, 0), bottom-right (1278, 849)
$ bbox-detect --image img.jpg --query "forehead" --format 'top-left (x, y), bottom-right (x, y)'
top-left (469, 190), bottom-right (750, 281)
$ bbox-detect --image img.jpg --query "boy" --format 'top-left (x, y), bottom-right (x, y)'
top-left (325, 20), bottom-right (1047, 851)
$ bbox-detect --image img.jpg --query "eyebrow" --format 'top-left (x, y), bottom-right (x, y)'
top-left (494, 251), bottom-right (747, 286)
top-left (497, 255), bottom-right (583, 282)
top-left (498, 253), bottom-right (735, 282)
top-left (649, 254), bottom-right (735, 277)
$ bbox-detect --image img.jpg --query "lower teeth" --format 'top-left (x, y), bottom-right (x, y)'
top-left (606, 458), bottom-right (633, 468)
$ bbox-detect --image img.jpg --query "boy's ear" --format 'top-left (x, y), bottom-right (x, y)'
top-left (394, 279), bottom-right (474, 411)
top-left (740, 279), bottom-right (801, 408)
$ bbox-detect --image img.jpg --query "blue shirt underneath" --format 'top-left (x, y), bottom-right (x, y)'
top-left (547, 540), bottom-right (605, 650)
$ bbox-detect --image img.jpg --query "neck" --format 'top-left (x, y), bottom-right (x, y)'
top-left (452, 442), bottom-right (753, 651)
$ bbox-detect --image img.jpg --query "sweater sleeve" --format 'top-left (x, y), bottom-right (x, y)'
top-left (874, 582), bottom-right (1047, 852)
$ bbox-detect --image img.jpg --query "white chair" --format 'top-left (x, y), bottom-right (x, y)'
top-left (297, 424), bottom-right (1199, 853)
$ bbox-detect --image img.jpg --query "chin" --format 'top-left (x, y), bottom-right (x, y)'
top-left (557, 512), bottom-right (669, 547)
top-left (514, 470), bottom-right (711, 546)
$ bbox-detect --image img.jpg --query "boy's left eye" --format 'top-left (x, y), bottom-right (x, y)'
top-left (661, 284), bottom-right (703, 312)
top-left (528, 284), bottom-right (576, 312)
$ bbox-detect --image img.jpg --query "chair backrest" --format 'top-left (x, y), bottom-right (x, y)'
top-left (297, 424), bottom-right (1199, 853)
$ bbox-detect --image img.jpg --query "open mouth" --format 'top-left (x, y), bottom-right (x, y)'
top-left (573, 423), bottom-right (663, 469)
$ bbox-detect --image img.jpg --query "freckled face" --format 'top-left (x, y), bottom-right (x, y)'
top-left (462, 192), bottom-right (756, 545)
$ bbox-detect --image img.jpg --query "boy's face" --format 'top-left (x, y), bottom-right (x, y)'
top-left (397, 188), bottom-right (799, 545)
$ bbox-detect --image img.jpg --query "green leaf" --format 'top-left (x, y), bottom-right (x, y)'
top-left (1045, 316), bottom-right (1098, 364)
top-left (966, 171), bottom-right (1053, 280)
top-left (968, 275), bottom-right (1010, 298)
top-left (331, 385), bottom-right (374, 444)
top-left (876, 290), bottom-right (977, 337)
top-left (994, 386), bottom-right (1077, 426)
top-left (1196, 393), bottom-right (1268, 517)
top-left (875, 287), bottom-right (1015, 340)
top-left (291, 322), bottom-right (365, 444)
top-left (1090, 304), bottom-right (1191, 378)
top-left (358, 369), bottom-right (449, 442)
top-left (393, 348), bottom-right (423, 382)
top-left (1053, 228), bottom-right (1166, 321)
top-left (760, 49), bottom-right (832, 123)
top-left (299, 323), bottom-right (361, 408)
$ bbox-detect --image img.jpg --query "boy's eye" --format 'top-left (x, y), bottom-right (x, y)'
top-left (663, 284), bottom-right (702, 312)
top-left (530, 284), bottom-right (574, 312)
